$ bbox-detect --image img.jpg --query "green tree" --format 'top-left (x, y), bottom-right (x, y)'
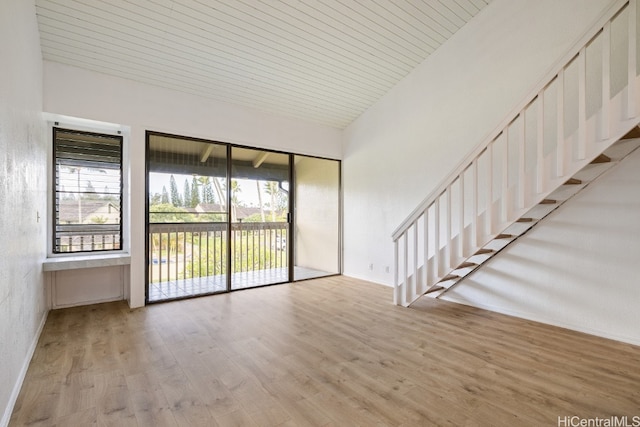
top-left (169, 175), bottom-right (182, 207)
top-left (198, 176), bottom-right (215, 204)
top-left (90, 215), bottom-right (108, 224)
top-left (206, 181), bottom-right (215, 204)
top-left (230, 180), bottom-right (241, 221)
top-left (161, 185), bottom-right (169, 204)
top-left (184, 233), bottom-right (227, 278)
top-left (150, 192), bottom-right (162, 205)
top-left (264, 181), bottom-right (278, 221)
top-left (183, 179), bottom-right (191, 208)
top-left (213, 177), bottom-right (226, 209)
top-left (256, 180), bottom-right (265, 222)
top-left (191, 176), bottom-right (201, 208)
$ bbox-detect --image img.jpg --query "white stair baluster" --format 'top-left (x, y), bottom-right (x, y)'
top-left (411, 224), bottom-right (417, 300)
top-left (518, 115), bottom-right (526, 208)
top-left (501, 131), bottom-right (509, 222)
top-left (602, 22), bottom-right (611, 140)
top-left (445, 188), bottom-right (452, 269)
top-left (434, 197), bottom-right (440, 279)
top-left (487, 143), bottom-right (493, 236)
top-left (537, 92), bottom-right (545, 193)
top-left (472, 160), bottom-right (479, 248)
top-left (557, 70), bottom-right (565, 177)
top-left (394, 239), bottom-right (400, 305)
top-left (629, 0), bottom-right (637, 119)
top-left (423, 208), bottom-right (429, 289)
top-left (459, 174), bottom-right (465, 260)
top-left (403, 232), bottom-right (409, 305)
top-left (578, 47), bottom-right (587, 160)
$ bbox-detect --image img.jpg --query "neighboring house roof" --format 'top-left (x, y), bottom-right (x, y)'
top-left (195, 203), bottom-right (225, 213)
top-left (58, 200), bottom-right (120, 224)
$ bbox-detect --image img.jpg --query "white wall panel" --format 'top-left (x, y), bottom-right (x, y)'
top-left (342, 0), bottom-right (614, 285)
top-left (43, 61), bottom-right (342, 307)
top-left (0, 0), bottom-right (48, 425)
top-left (44, 61), bottom-right (342, 158)
top-left (51, 266), bottom-right (124, 308)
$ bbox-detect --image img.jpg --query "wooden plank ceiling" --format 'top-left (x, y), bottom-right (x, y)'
top-left (36, 0), bottom-right (491, 129)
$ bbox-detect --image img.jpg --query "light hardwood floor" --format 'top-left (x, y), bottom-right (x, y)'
top-left (9, 276), bottom-right (640, 426)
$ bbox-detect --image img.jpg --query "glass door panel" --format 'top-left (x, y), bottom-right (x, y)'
top-left (230, 147), bottom-right (290, 289)
top-left (293, 156), bottom-right (340, 280)
top-left (147, 134), bottom-right (227, 302)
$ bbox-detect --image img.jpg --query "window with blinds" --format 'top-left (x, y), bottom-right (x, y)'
top-left (53, 127), bottom-right (123, 253)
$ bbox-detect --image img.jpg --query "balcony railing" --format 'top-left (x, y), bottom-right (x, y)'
top-left (148, 221), bottom-right (289, 285)
top-left (55, 223), bottom-right (121, 252)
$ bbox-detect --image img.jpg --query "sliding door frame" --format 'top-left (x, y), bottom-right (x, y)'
top-left (145, 130), bottom-right (341, 304)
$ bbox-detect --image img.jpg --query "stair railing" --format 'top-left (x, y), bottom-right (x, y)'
top-left (392, 0), bottom-right (638, 306)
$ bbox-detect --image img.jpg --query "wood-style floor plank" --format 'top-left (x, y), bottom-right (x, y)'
top-left (9, 276), bottom-right (640, 426)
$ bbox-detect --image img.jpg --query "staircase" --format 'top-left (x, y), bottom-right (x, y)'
top-left (392, 0), bottom-right (640, 307)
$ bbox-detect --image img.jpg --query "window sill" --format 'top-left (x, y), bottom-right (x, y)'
top-left (42, 253), bottom-right (131, 272)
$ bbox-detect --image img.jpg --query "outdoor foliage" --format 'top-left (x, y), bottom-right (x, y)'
top-left (149, 172), bottom-right (289, 283)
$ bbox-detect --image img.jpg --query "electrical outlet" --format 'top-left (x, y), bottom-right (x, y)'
top-left (368, 263), bottom-right (374, 271)
top-left (385, 266), bottom-right (390, 273)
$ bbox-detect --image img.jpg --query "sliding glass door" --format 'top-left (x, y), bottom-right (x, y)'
top-left (146, 132), bottom-right (340, 303)
top-left (230, 147), bottom-right (291, 289)
top-left (147, 135), bottom-right (228, 302)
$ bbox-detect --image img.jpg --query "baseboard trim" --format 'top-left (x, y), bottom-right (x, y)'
top-left (1, 309), bottom-right (48, 427)
top-left (342, 272), bottom-right (392, 287)
top-left (52, 294), bottom-right (124, 310)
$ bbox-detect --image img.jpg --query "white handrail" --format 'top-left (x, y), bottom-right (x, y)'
top-left (392, 0), bottom-right (628, 241)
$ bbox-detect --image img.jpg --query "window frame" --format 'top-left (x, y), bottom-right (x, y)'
top-left (46, 116), bottom-right (129, 258)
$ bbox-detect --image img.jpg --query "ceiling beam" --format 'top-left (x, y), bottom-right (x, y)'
top-left (200, 144), bottom-right (215, 163)
top-left (252, 151), bottom-right (270, 168)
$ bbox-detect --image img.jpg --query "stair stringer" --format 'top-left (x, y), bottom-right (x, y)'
top-left (433, 133), bottom-right (640, 300)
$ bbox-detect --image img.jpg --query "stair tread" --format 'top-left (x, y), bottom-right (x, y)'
top-left (425, 286), bottom-right (445, 294)
top-left (475, 248), bottom-right (494, 255)
top-left (564, 178), bottom-right (582, 185)
top-left (540, 199), bottom-right (556, 204)
top-left (517, 217), bottom-right (534, 222)
top-left (457, 261), bottom-right (477, 269)
top-left (439, 274), bottom-right (460, 282)
top-left (591, 154), bottom-right (611, 164)
top-left (621, 126), bottom-right (640, 140)
top-left (495, 233), bottom-right (513, 239)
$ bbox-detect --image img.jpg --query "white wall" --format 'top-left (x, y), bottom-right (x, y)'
top-left (50, 266), bottom-right (126, 309)
top-left (0, 1), bottom-right (48, 425)
top-left (342, 0), bottom-right (615, 285)
top-left (43, 62), bottom-right (342, 307)
top-left (443, 147), bottom-right (640, 345)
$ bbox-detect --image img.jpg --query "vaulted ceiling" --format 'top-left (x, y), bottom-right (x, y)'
top-left (35, 0), bottom-right (491, 129)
